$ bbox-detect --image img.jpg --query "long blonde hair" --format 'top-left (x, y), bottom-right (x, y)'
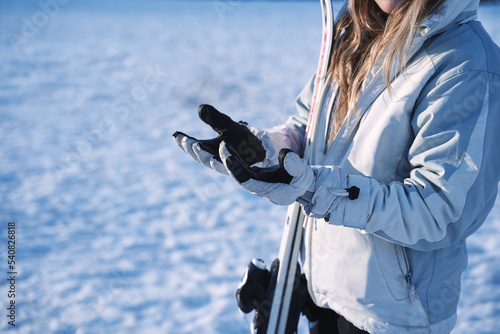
top-left (328, 0), bottom-right (445, 140)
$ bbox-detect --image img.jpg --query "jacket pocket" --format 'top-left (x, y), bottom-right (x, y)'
top-left (374, 238), bottom-right (414, 301)
top-left (372, 237), bottom-right (429, 325)
top-left (306, 223), bottom-right (430, 327)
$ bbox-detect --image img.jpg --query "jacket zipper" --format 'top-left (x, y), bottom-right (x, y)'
top-left (323, 85), bottom-right (338, 155)
top-left (306, 75), bottom-right (330, 167)
top-left (400, 246), bottom-right (418, 304)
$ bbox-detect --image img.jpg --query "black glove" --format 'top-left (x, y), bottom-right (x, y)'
top-left (173, 105), bottom-right (267, 174)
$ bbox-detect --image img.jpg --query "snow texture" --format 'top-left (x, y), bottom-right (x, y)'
top-left (0, 1), bottom-right (498, 333)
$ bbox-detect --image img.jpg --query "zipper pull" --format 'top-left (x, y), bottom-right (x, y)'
top-left (406, 272), bottom-right (418, 305)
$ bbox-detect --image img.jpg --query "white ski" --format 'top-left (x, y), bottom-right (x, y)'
top-left (266, 1), bottom-right (335, 333)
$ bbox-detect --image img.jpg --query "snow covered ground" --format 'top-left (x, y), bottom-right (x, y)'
top-left (0, 1), bottom-right (499, 333)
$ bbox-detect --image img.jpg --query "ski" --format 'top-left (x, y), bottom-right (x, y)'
top-left (265, 1), bottom-right (335, 333)
top-left (235, 1), bottom-right (336, 332)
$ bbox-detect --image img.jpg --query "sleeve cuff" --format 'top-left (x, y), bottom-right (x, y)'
top-left (329, 174), bottom-right (372, 229)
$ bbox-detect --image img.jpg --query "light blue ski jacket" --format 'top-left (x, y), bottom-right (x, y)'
top-left (282, 0), bottom-right (500, 332)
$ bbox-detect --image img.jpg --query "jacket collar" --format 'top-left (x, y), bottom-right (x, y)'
top-left (328, 0), bottom-right (479, 153)
top-left (419, 0), bottom-right (479, 36)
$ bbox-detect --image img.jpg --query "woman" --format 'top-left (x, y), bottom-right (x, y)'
top-left (174, 0), bottom-right (500, 332)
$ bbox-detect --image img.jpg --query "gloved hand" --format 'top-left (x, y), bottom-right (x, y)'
top-left (172, 104), bottom-right (267, 175)
top-left (219, 141), bottom-right (359, 219)
top-left (220, 142), bottom-right (313, 205)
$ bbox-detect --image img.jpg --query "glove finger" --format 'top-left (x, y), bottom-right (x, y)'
top-left (198, 104), bottom-right (233, 135)
top-left (279, 149), bottom-right (309, 177)
top-left (210, 158), bottom-right (229, 175)
top-left (221, 142), bottom-right (293, 184)
top-left (219, 142), bottom-right (252, 183)
top-left (197, 148), bottom-right (228, 175)
top-left (219, 140), bottom-right (234, 165)
top-left (280, 149), bottom-right (316, 192)
top-left (224, 155), bottom-right (285, 196)
top-left (173, 132), bottom-right (196, 155)
top-left (174, 133), bottom-right (201, 161)
top-left (198, 137), bottom-right (223, 162)
top-left (199, 104), bottom-right (266, 165)
top-left (173, 131), bottom-right (200, 145)
top-left (192, 142), bottom-right (218, 168)
top-left (220, 142), bottom-right (303, 205)
top-left (224, 161), bottom-right (296, 205)
top-left (172, 131), bottom-right (190, 150)
top-left (174, 132), bottom-right (218, 171)
top-left (173, 132), bottom-right (228, 175)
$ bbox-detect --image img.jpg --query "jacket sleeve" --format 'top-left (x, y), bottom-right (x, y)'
top-left (328, 70), bottom-right (500, 251)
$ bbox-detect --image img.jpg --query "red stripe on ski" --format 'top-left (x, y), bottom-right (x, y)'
top-left (305, 30), bottom-right (329, 142)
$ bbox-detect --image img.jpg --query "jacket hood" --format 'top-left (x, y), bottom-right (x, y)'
top-left (418, 0), bottom-right (479, 38)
